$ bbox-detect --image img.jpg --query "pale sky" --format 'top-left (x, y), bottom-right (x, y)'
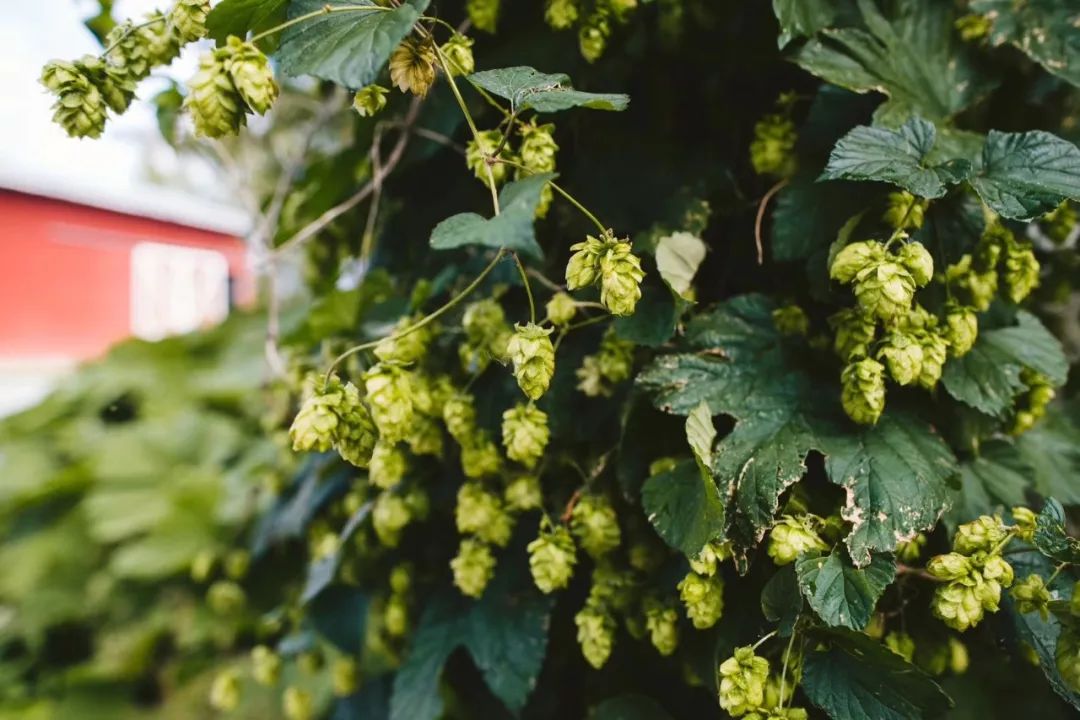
top-left (0, 0), bottom-right (249, 233)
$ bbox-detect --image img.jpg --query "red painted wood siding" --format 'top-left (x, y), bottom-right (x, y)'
top-left (0, 190), bottom-right (252, 361)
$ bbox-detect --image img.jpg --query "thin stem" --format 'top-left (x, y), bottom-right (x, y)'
top-left (527, 268), bottom-right (564, 292)
top-left (491, 108), bottom-right (519, 159)
top-left (360, 122), bottom-right (387, 263)
top-left (433, 44), bottom-right (482, 143)
top-left (1048, 562), bottom-right (1069, 585)
top-left (513, 253), bottom-right (536, 323)
top-left (249, 4), bottom-right (389, 44)
top-left (755, 178), bottom-right (789, 265)
top-left (498, 158), bottom-right (609, 234)
top-left (324, 249), bottom-right (507, 380)
top-left (565, 314), bottom-right (608, 332)
top-left (485, 163), bottom-right (501, 214)
top-left (778, 625), bottom-right (799, 710)
top-left (896, 564), bottom-right (947, 582)
top-left (751, 630), bottom-right (778, 651)
top-left (102, 15), bottom-right (165, 55)
top-left (421, 15), bottom-right (461, 36)
top-left (990, 531), bottom-right (1017, 557)
top-left (887, 196), bottom-right (920, 245)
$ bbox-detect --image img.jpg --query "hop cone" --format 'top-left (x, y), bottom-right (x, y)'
top-left (369, 442), bottom-right (406, 489)
top-left (451, 538), bottom-right (496, 597)
top-left (1003, 241), bottom-right (1040, 303)
top-left (224, 36), bottom-right (278, 115)
top-left (1011, 574), bottom-right (1051, 618)
top-left (750, 114), bottom-right (797, 178)
top-left (546, 292), bottom-right (577, 326)
top-left (565, 235), bottom-right (607, 289)
top-left (353, 84), bottom-right (389, 117)
top-left (878, 332), bottom-right (924, 386)
top-left (441, 33), bottom-right (475, 76)
top-left (460, 431), bottom-right (504, 479)
top-left (507, 323), bottom-right (556, 400)
top-left (830, 308), bottom-right (877, 362)
top-left (954, 515), bottom-right (1007, 554)
top-left (575, 601), bottom-right (615, 668)
top-left (105, 21), bottom-right (155, 83)
top-left (443, 393), bottom-right (477, 444)
top-left (209, 670), bottom-right (241, 711)
top-left (519, 120), bottom-right (559, 173)
top-left (169, 0), bottom-right (211, 43)
top-left (456, 482), bottom-right (513, 547)
top-left (570, 494), bottom-right (622, 559)
top-left (853, 260), bottom-right (917, 323)
top-left (390, 38), bottom-right (436, 97)
top-left (830, 241), bottom-right (885, 284)
top-left (372, 492), bottom-right (411, 547)
top-left (364, 364), bottom-right (415, 443)
top-left (465, 130), bottom-right (509, 186)
top-left (599, 240), bottom-right (645, 316)
top-left (1058, 627), bottom-right (1080, 693)
top-left (718, 646), bottom-right (770, 717)
top-left (897, 241), bottom-right (934, 286)
top-left (767, 515), bottom-right (827, 565)
top-left (374, 317), bottom-right (431, 364)
top-left (528, 522), bottom-right (577, 593)
top-left (841, 357), bottom-right (886, 425)
top-left (185, 46), bottom-right (246, 137)
top-left (501, 403), bottom-right (550, 469)
top-left (545, 0), bottom-right (580, 29)
top-left (40, 59), bottom-right (108, 138)
top-left (644, 600), bottom-right (679, 656)
top-left (678, 571), bottom-right (724, 629)
top-left (944, 305), bottom-right (978, 357)
top-left (505, 473), bottom-right (543, 512)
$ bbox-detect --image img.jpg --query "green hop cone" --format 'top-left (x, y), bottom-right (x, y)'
top-left (949, 637), bottom-right (970, 674)
top-left (225, 549), bottom-right (250, 580)
top-left (883, 191), bottom-right (927, 230)
top-left (932, 577), bottom-right (986, 631)
top-left (1011, 574), bottom-right (1051, 619)
top-left (830, 241), bottom-right (886, 284)
top-left (460, 431), bottom-right (504, 478)
top-left (507, 323), bottom-right (556, 400)
top-left (566, 235), bottom-right (607, 289)
top-left (830, 308), bottom-right (877, 362)
top-left (575, 600), bottom-right (616, 668)
top-left (545, 0), bottom-right (580, 28)
top-left (443, 393), bottom-right (477, 444)
top-left (877, 332), bottom-right (924, 386)
top-left (596, 327), bottom-right (635, 382)
top-left (1071, 580), bottom-right (1080, 617)
top-left (251, 645), bottom-right (282, 686)
top-left (451, 538), bottom-right (496, 598)
top-left (897, 533), bottom-right (927, 563)
top-left (1003, 241), bottom-right (1040, 303)
top-left (954, 515), bottom-right (1007, 554)
top-left (363, 363), bottom-right (415, 443)
top-left (1043, 201), bottom-right (1077, 244)
top-left (207, 580), bottom-right (246, 615)
top-left (853, 261), bottom-right (917, 323)
top-left (105, 21), bottom-right (155, 83)
top-left (528, 521), bottom-right (577, 593)
top-left (335, 381), bottom-right (378, 467)
top-left (372, 491), bottom-right (411, 547)
top-left (927, 553), bottom-right (972, 581)
top-left (389, 37), bottom-right (436, 97)
top-left (190, 550), bottom-right (215, 583)
top-left (374, 316), bottom-right (431, 363)
top-left (916, 330), bottom-right (949, 390)
top-left (332, 657), bottom-right (359, 697)
top-left (678, 571), bottom-right (725, 629)
top-left (384, 593), bottom-right (409, 637)
top-left (944, 305), bottom-right (978, 357)
top-left (982, 555), bottom-right (1015, 587)
top-left (689, 540), bottom-right (732, 576)
top-left (772, 305), bottom-right (809, 336)
top-left (519, 120), bottom-right (559, 173)
top-left (353, 84), bottom-right (389, 117)
top-left (456, 481), bottom-right (513, 547)
top-left (406, 415), bottom-right (444, 457)
top-left (40, 59), bottom-right (108, 138)
top-left (369, 442), bottom-right (406, 489)
top-left (289, 376), bottom-right (345, 453)
top-left (578, 12), bottom-right (611, 62)
top-left (955, 12), bottom-right (992, 41)
top-left (283, 686), bottom-right (313, 720)
top-left (718, 646), bottom-right (770, 717)
top-left (599, 240), bottom-right (645, 316)
top-left (644, 599), bottom-right (680, 656)
top-left (897, 241), bottom-right (934, 286)
top-left (467, 0), bottom-right (501, 32)
top-left (1057, 626), bottom-right (1080, 693)
top-left (209, 669), bottom-right (241, 711)
top-left (749, 114), bottom-right (798, 178)
top-left (441, 33), bottom-right (475, 76)
top-left (501, 403), bottom-right (550, 469)
top-left (767, 515), bottom-right (828, 565)
top-left (466, 129), bottom-right (508, 186)
top-left (140, 17), bottom-right (181, 67)
top-left (185, 46), bottom-right (246, 138)
top-left (1012, 506), bottom-right (1038, 542)
top-left (504, 473), bottom-right (543, 512)
top-left (841, 357), bottom-right (886, 425)
top-left (223, 36), bottom-right (278, 115)
top-left (169, 0), bottom-right (211, 43)
top-left (546, 292), bottom-right (577, 326)
top-left (576, 356), bottom-right (606, 397)
top-left (570, 494), bottom-right (622, 559)
top-left (885, 631), bottom-right (916, 662)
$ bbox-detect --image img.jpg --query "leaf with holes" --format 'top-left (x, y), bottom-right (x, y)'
top-left (469, 66), bottom-right (629, 113)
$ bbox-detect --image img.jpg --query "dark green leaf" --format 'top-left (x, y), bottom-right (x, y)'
top-left (429, 173), bottom-right (556, 260)
top-left (1015, 405), bottom-right (1080, 505)
top-left (468, 66), bottom-right (629, 113)
top-left (950, 441), bottom-right (1031, 524)
top-left (277, 0), bottom-right (428, 88)
top-left (613, 283), bottom-right (678, 347)
top-left (971, 0), bottom-right (1080, 90)
top-left (588, 695), bottom-right (674, 720)
top-left (389, 594), bottom-right (460, 720)
top-left (772, 0), bottom-right (853, 49)
top-left (971, 130), bottom-right (1080, 220)
top-left (795, 548), bottom-right (896, 630)
top-left (308, 585), bottom-right (369, 655)
top-left (820, 118), bottom-right (971, 198)
top-left (207, 0), bottom-right (288, 47)
top-left (771, 176), bottom-right (873, 262)
top-left (803, 628), bottom-right (953, 720)
top-left (761, 564), bottom-right (802, 635)
top-left (822, 412), bottom-right (957, 566)
top-left (641, 460), bottom-right (726, 558)
top-left (942, 311), bottom-right (1068, 417)
top-left (1034, 498), bottom-right (1080, 564)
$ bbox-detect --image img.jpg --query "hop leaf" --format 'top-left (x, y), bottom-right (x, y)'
top-left (678, 571), bottom-right (724, 629)
top-left (767, 515), bottom-right (828, 565)
top-left (169, 0), bottom-right (210, 43)
top-left (841, 357), bottom-right (886, 425)
top-left (390, 37), bottom-right (436, 97)
top-left (441, 33), bottom-right (475, 76)
top-left (575, 600), bottom-right (616, 668)
top-left (223, 37), bottom-right (278, 115)
top-left (353, 84), bottom-right (389, 117)
top-left (451, 538), bottom-right (496, 597)
top-left (570, 494), bottom-right (622, 559)
top-left (501, 403), bottom-right (550, 469)
top-left (507, 323), bottom-right (556, 400)
top-left (528, 520), bottom-right (577, 593)
top-left (599, 240), bottom-right (646, 316)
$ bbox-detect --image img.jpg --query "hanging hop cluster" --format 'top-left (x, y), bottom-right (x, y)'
top-left (750, 114), bottom-right (798, 178)
top-left (1010, 369), bottom-right (1056, 435)
top-left (718, 646), bottom-right (807, 719)
top-left (678, 540), bottom-right (728, 630)
top-left (566, 232), bottom-right (646, 316)
top-left (460, 299), bottom-right (512, 373)
top-left (574, 565), bottom-right (632, 668)
top-left (767, 515), bottom-right (828, 566)
top-left (945, 222), bottom-right (1039, 310)
top-left (289, 375), bottom-right (378, 468)
top-left (927, 515), bottom-right (1016, 631)
top-left (577, 326), bottom-right (635, 397)
top-left (528, 517), bottom-right (578, 593)
top-left (507, 323), bottom-right (556, 400)
top-left (501, 403), bottom-right (550, 469)
top-left (570, 494), bottom-right (622, 559)
top-left (542, 0), bottom-right (639, 62)
top-left (185, 36), bottom-right (279, 138)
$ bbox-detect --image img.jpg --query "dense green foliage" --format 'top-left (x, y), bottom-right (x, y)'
top-left (8, 0), bottom-right (1080, 717)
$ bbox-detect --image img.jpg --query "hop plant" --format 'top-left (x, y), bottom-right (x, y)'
top-left (335, 382), bottom-right (379, 467)
top-left (460, 431), bottom-right (504, 479)
top-left (467, 0), bottom-right (501, 32)
top-left (877, 331), bottom-right (924, 386)
top-left (750, 114), bottom-right (797, 178)
top-left (283, 686), bottom-right (314, 720)
top-left (840, 357), bottom-right (886, 425)
top-left (578, 12), bottom-right (611, 62)
top-left (185, 45), bottom-right (246, 138)
top-left (465, 130), bottom-right (510, 187)
top-left (407, 415), bottom-right (444, 457)
top-left (1012, 506), bottom-right (1038, 542)
top-left (353, 84), bottom-right (389, 117)
top-left (915, 330), bottom-right (949, 390)
top-left (139, 17), bottom-right (182, 67)
top-left (441, 33), bottom-right (475, 76)
top-left (528, 521), bottom-right (577, 593)
top-left (290, 377), bottom-right (345, 452)
top-left (546, 292), bottom-right (577, 326)
top-left (364, 364), bottom-right (415, 443)
top-left (566, 235), bottom-right (607, 289)
top-left (507, 323), bottom-right (556, 400)
top-left (390, 37), bottom-right (437, 97)
top-left (105, 21), bottom-right (155, 83)
top-left (830, 240), bottom-right (887, 284)
top-left (545, 0), bottom-right (580, 29)
top-left (884, 631), bottom-right (916, 662)
top-left (451, 538), bottom-right (496, 597)
top-left (443, 393), bottom-right (477, 444)
top-left (1043, 201), bottom-right (1078, 244)
top-left (897, 241), bottom-right (934, 287)
top-left (644, 599), bottom-right (679, 656)
top-left (772, 305), bottom-right (809, 336)
top-left (927, 553), bottom-right (973, 581)
top-left (1057, 626), bottom-right (1080, 693)
top-left (945, 254), bottom-right (998, 312)
top-left (209, 669), bottom-right (241, 711)
top-left (372, 492), bottom-right (411, 547)
top-left (456, 482), bottom-right (513, 546)
top-left (599, 239), bottom-right (646, 316)
top-left (954, 515), bottom-right (1008, 554)
top-left (830, 308), bottom-right (877, 362)
top-left (718, 646), bottom-right (770, 717)
top-left (570, 494), bottom-right (622, 559)
top-left (1010, 370), bottom-right (1056, 435)
top-left (944, 305), bottom-right (978, 357)
top-left (369, 442), bottom-right (406, 489)
top-left (40, 59), bottom-right (108, 138)
top-left (1003, 239), bottom-right (1040, 303)
top-left (374, 317), bottom-right (432, 364)
top-left (502, 403), bottom-right (550, 469)
top-left (689, 540), bottom-right (732, 576)
top-left (505, 474), bottom-right (543, 511)
top-left (1011, 574), bottom-right (1051, 619)
top-left (518, 120), bottom-right (559, 173)
top-left (677, 571), bottom-right (725, 629)
top-left (853, 260), bottom-right (918, 323)
top-left (767, 515), bottom-right (827, 565)
top-left (169, 0), bottom-right (210, 43)
top-left (883, 191), bottom-right (927, 230)
top-left (575, 600), bottom-right (616, 668)
top-left (251, 645), bottom-right (282, 686)
top-left (931, 575), bottom-right (988, 631)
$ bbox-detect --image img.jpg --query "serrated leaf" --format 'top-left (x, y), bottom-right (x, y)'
top-left (1034, 498), bottom-right (1080, 564)
top-left (761, 564), bottom-right (802, 635)
top-left (822, 412), bottom-right (957, 566)
top-left (1015, 404), bottom-right (1080, 505)
top-left (206, 0), bottom-right (289, 48)
top-left (685, 401), bottom-right (715, 471)
top-left (949, 441), bottom-right (1030, 524)
top-left (970, 130), bottom-right (1080, 220)
top-left (941, 311), bottom-right (1069, 417)
top-left (588, 695), bottom-right (675, 720)
top-left (277, 0), bottom-right (428, 88)
top-left (772, 0), bottom-right (854, 49)
top-left (429, 173), bottom-right (556, 260)
top-left (790, 0), bottom-right (993, 125)
top-left (641, 460), bottom-right (726, 558)
top-left (468, 66), bottom-right (629, 113)
top-left (613, 282), bottom-right (679, 347)
top-left (803, 628), bottom-right (952, 720)
top-left (820, 118), bottom-right (971, 198)
top-left (795, 548), bottom-right (895, 630)
top-left (308, 585), bottom-right (368, 655)
top-left (655, 232), bottom-right (706, 299)
top-left (971, 0), bottom-right (1080, 90)
top-left (771, 175), bottom-right (874, 262)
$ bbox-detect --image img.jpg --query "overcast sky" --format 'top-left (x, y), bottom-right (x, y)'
top-left (0, 0), bottom-right (249, 233)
